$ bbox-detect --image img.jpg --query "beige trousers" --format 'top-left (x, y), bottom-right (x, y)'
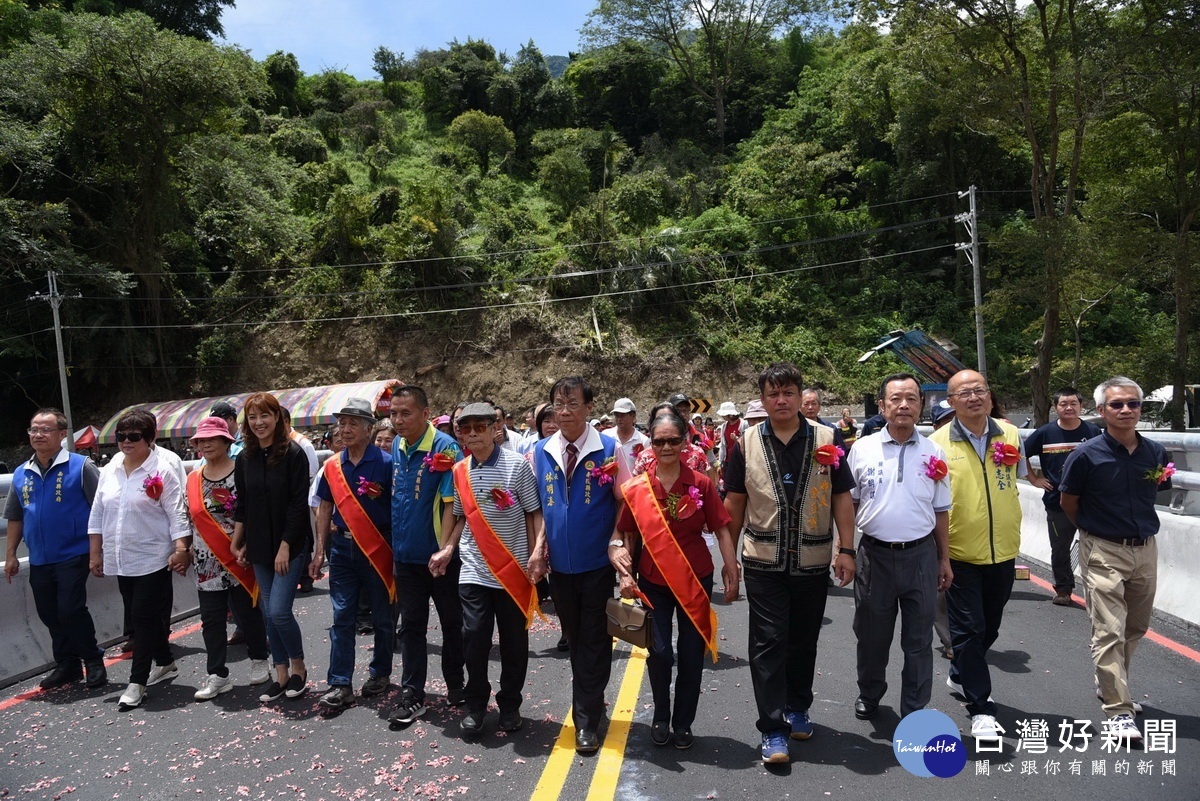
top-left (1079, 532), bottom-right (1157, 718)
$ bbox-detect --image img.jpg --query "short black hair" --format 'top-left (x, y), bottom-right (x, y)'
top-left (1053, 387), bottom-right (1083, 405)
top-left (648, 406), bottom-right (689, 439)
top-left (32, 408), bottom-right (68, 430)
top-left (549, 376), bottom-right (593, 405)
top-left (116, 409), bottom-right (157, 441)
top-left (393, 384), bottom-right (429, 410)
top-left (878, 373), bottom-right (923, 404)
top-left (758, 362), bottom-right (803, 394)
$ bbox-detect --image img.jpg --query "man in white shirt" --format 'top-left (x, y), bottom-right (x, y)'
top-left (847, 373), bottom-right (953, 720)
top-left (610, 397), bottom-right (649, 474)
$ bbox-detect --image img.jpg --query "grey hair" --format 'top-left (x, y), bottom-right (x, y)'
top-left (1093, 376), bottom-right (1143, 408)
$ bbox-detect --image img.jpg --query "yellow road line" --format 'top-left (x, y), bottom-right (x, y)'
top-left (529, 644), bottom-right (648, 801)
top-left (586, 646), bottom-right (647, 801)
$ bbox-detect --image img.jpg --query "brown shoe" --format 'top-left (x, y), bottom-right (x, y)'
top-left (1052, 592), bottom-right (1072, 606)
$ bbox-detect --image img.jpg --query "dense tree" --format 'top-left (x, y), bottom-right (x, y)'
top-left (448, 110), bottom-right (515, 176)
top-left (26, 0), bottom-right (234, 39)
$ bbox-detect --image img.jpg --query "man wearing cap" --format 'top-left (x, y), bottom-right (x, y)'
top-left (723, 362), bottom-right (857, 763)
top-left (533, 376), bottom-right (628, 754)
top-left (210, 402), bottom-right (244, 458)
top-left (610, 398), bottom-right (650, 475)
top-left (387, 385), bottom-right (465, 724)
top-left (310, 399), bottom-right (394, 709)
top-left (430, 403), bottom-right (546, 735)
top-left (5, 408), bottom-right (107, 690)
top-left (847, 374), bottom-right (953, 721)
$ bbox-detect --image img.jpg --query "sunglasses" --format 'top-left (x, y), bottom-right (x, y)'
top-left (651, 436), bottom-right (685, 447)
top-left (458, 421), bottom-right (495, 434)
top-left (115, 431), bottom-right (146, 443)
top-left (1105, 400), bottom-right (1142, 411)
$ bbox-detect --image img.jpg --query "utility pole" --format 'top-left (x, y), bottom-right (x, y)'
top-left (956, 186), bottom-right (987, 376)
top-left (30, 270), bottom-right (77, 451)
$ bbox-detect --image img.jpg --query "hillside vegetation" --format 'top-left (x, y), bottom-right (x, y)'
top-left (1, 0), bottom-right (1196, 437)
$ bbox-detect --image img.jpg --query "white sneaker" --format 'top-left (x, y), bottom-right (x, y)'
top-left (194, 674), bottom-right (233, 701)
top-left (970, 714), bottom-right (1004, 740)
top-left (947, 675), bottom-right (993, 702)
top-left (1095, 683), bottom-right (1143, 713)
top-left (1108, 714), bottom-right (1143, 742)
top-left (146, 662), bottom-right (178, 686)
top-left (118, 683), bottom-right (146, 711)
top-left (248, 660), bottom-right (271, 686)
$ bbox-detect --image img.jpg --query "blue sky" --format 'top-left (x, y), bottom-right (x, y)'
top-left (219, 0), bottom-right (597, 79)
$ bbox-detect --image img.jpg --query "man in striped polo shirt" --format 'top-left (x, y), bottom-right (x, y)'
top-left (430, 403), bottom-right (546, 736)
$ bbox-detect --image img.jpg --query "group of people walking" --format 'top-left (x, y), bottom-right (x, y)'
top-left (4, 364), bottom-right (1172, 764)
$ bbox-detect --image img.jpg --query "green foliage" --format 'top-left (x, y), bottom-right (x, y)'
top-left (269, 120), bottom-right (328, 164)
top-left (448, 110), bottom-right (515, 176)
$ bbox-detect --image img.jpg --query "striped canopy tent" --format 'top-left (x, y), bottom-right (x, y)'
top-left (97, 379), bottom-right (404, 443)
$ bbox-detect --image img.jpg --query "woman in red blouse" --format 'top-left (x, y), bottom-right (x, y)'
top-left (610, 407), bottom-right (738, 751)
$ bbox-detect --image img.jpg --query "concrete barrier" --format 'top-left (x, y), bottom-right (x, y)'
top-left (1018, 483), bottom-right (1198, 630)
top-left (1, 559), bottom-right (198, 690)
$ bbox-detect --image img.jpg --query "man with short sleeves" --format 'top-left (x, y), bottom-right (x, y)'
top-left (723, 362), bottom-right (857, 763)
top-left (310, 398), bottom-right (395, 710)
top-left (431, 403), bottom-right (546, 736)
top-left (929, 369), bottom-right (1026, 742)
top-left (532, 376), bottom-right (627, 754)
top-left (388, 385), bottom-right (465, 724)
top-left (1024, 387), bottom-right (1101, 606)
top-left (5, 408), bottom-right (106, 689)
top-left (847, 374), bottom-right (953, 720)
top-left (1060, 376), bottom-right (1171, 742)
top-left (610, 397), bottom-right (650, 475)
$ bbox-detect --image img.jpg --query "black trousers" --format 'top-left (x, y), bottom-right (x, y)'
top-left (641, 574), bottom-right (714, 730)
top-left (28, 554), bottom-right (103, 667)
top-left (117, 568), bottom-right (174, 686)
top-left (743, 568), bottom-right (828, 733)
top-left (1046, 508), bottom-right (1077, 592)
top-left (198, 584), bottom-right (268, 677)
top-left (550, 565), bottom-right (615, 733)
top-left (395, 560), bottom-right (465, 702)
top-left (460, 583), bottom-right (529, 715)
top-left (946, 559), bottom-right (1015, 717)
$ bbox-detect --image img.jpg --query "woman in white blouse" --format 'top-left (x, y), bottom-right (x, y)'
top-left (88, 410), bottom-right (191, 711)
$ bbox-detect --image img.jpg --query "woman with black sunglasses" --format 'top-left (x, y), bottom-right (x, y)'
top-left (88, 409), bottom-right (191, 711)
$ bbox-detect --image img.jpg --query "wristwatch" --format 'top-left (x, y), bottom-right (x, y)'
top-left (838, 547), bottom-right (857, 557)
top-left (608, 539), bottom-right (625, 548)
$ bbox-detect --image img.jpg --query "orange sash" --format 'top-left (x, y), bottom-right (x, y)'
top-left (324, 457), bottom-right (397, 602)
top-left (622, 471), bottom-right (719, 662)
top-left (186, 470), bottom-right (259, 606)
top-left (452, 459), bottom-right (543, 629)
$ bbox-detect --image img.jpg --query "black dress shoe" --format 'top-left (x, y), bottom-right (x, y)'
top-left (673, 728), bottom-right (694, 750)
top-left (650, 721), bottom-right (670, 746)
top-left (40, 663), bottom-right (84, 690)
top-left (575, 729), bottom-right (600, 754)
top-left (556, 636), bottom-right (569, 652)
top-left (854, 697), bottom-right (879, 720)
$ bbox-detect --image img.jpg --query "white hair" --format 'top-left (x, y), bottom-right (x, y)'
top-left (1093, 376), bottom-right (1143, 408)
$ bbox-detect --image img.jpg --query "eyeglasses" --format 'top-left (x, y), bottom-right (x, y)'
top-left (115, 431), bottom-right (146, 443)
top-left (27, 426), bottom-right (62, 435)
top-left (1105, 400), bottom-right (1142, 411)
top-left (551, 401), bottom-right (585, 412)
top-left (950, 387), bottom-right (990, 399)
top-left (457, 421), bottom-right (494, 434)
top-left (651, 436), bottom-right (685, 447)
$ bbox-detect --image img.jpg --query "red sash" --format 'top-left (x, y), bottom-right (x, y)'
top-left (452, 460), bottom-right (544, 629)
top-left (621, 471), bottom-right (719, 662)
top-left (324, 458), bottom-right (397, 602)
top-left (186, 470), bottom-right (259, 606)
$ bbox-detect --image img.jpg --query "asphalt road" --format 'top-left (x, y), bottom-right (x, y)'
top-left (2, 551), bottom-right (1197, 801)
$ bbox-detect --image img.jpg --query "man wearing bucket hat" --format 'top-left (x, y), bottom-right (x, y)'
top-left (310, 398), bottom-right (395, 710)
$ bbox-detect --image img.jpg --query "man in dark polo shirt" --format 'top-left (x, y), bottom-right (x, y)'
top-left (1060, 376), bottom-right (1171, 744)
top-left (723, 361), bottom-right (857, 764)
top-left (1024, 387), bottom-right (1102, 606)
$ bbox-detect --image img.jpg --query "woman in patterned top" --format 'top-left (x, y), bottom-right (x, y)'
top-left (186, 417), bottom-right (271, 701)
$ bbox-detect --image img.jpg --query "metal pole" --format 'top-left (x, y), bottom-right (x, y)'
top-left (956, 186), bottom-right (987, 376)
top-left (46, 270), bottom-right (76, 452)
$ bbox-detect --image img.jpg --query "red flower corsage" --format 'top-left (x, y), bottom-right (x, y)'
top-left (814, 444), bottom-right (845, 470)
top-left (143, 473), bottom-right (164, 500)
top-left (423, 448), bottom-right (457, 472)
top-left (992, 442), bottom-right (1020, 467)
top-left (589, 457), bottom-right (620, 486)
top-left (356, 476), bottom-right (383, 499)
top-left (490, 486), bottom-right (516, 509)
top-left (924, 456), bottom-right (948, 481)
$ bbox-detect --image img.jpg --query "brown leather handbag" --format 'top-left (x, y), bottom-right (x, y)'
top-left (606, 597), bottom-right (653, 649)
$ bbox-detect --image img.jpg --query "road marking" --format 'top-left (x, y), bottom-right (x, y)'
top-left (0, 621), bottom-right (204, 712)
top-left (529, 644), bottom-right (648, 801)
top-left (1029, 574), bottom-right (1200, 663)
top-left (586, 647), bottom-right (647, 801)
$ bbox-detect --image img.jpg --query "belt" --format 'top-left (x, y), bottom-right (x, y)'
top-left (1087, 533), bottom-right (1148, 547)
top-left (861, 533), bottom-right (932, 551)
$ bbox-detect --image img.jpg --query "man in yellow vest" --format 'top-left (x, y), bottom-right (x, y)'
top-left (929, 369), bottom-right (1025, 743)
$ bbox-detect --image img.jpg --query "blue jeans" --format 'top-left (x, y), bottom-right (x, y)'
top-left (327, 535), bottom-right (395, 686)
top-left (253, 556), bottom-right (307, 666)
